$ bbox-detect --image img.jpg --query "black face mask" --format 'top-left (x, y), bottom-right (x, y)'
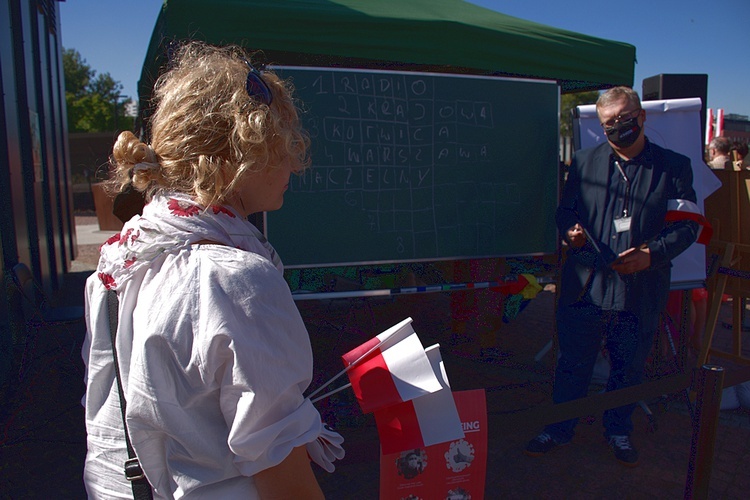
top-left (605, 116), bottom-right (641, 148)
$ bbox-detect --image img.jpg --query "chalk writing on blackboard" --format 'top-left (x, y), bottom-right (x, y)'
top-left (269, 67), bottom-right (559, 267)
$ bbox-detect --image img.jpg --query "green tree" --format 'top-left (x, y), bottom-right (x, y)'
top-left (560, 90), bottom-right (599, 137)
top-left (63, 48), bottom-right (134, 132)
top-left (62, 48), bottom-right (91, 98)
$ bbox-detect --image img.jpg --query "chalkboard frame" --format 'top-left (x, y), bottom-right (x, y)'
top-left (266, 66), bottom-right (560, 268)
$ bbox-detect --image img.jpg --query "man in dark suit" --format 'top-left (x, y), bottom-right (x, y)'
top-left (525, 86), bottom-right (699, 467)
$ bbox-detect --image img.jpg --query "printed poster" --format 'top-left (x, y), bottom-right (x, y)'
top-left (379, 389), bottom-right (487, 500)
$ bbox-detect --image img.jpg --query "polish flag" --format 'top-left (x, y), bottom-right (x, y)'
top-left (665, 198), bottom-right (713, 245)
top-left (373, 344), bottom-right (464, 455)
top-left (342, 318), bottom-right (443, 414)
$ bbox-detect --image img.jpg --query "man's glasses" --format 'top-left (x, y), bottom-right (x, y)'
top-left (601, 108), bottom-right (641, 129)
top-left (243, 59), bottom-right (273, 106)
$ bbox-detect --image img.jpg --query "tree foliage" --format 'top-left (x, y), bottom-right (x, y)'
top-left (560, 90), bottom-right (600, 137)
top-left (63, 48), bottom-right (134, 132)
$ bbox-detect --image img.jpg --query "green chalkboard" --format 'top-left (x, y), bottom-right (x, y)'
top-left (266, 67), bottom-right (559, 268)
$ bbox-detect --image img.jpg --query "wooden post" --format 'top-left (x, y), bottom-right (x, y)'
top-left (684, 365), bottom-right (725, 499)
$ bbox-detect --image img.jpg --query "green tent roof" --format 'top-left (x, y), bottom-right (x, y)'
top-left (138, 0), bottom-right (635, 112)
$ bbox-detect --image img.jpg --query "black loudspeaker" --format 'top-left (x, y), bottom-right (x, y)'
top-left (642, 73), bottom-right (708, 143)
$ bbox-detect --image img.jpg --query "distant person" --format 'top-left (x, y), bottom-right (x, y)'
top-left (524, 86), bottom-right (699, 467)
top-left (706, 136), bottom-right (733, 169)
top-left (82, 41), bottom-right (343, 498)
top-left (732, 140), bottom-right (748, 169)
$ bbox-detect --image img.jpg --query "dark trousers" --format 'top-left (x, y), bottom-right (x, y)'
top-left (544, 301), bottom-right (656, 442)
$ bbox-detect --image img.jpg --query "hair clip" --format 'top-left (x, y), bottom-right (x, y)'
top-left (133, 161), bottom-right (160, 172)
top-left (242, 59), bottom-right (272, 105)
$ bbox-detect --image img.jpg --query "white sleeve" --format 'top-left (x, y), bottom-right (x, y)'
top-left (198, 252), bottom-right (323, 476)
top-left (122, 248), bottom-right (324, 491)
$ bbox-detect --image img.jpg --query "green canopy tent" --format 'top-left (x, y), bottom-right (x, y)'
top-left (137, 0), bottom-right (635, 127)
top-left (133, 0), bottom-right (637, 271)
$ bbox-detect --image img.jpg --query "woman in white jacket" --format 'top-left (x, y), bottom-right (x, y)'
top-left (82, 41), bottom-right (342, 499)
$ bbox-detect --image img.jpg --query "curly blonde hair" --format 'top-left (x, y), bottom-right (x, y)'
top-left (108, 41), bottom-right (310, 207)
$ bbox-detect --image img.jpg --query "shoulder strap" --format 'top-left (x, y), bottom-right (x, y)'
top-left (107, 290), bottom-right (154, 500)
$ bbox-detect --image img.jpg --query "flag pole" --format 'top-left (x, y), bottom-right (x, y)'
top-left (310, 383), bottom-right (352, 404)
top-left (306, 317), bottom-right (413, 400)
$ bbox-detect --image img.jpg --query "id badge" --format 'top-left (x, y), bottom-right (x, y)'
top-left (614, 216), bottom-right (631, 233)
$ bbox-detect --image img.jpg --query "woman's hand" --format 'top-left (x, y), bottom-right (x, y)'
top-left (254, 446), bottom-right (325, 499)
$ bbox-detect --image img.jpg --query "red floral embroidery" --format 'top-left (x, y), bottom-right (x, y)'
top-left (124, 257), bottom-right (137, 268)
top-left (98, 272), bottom-right (116, 290)
top-left (120, 228), bottom-right (134, 246)
top-left (211, 205), bottom-right (236, 218)
top-left (101, 233), bottom-right (121, 250)
top-left (168, 198), bottom-right (200, 217)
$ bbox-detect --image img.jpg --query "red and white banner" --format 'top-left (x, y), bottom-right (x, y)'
top-left (666, 198), bottom-right (713, 245)
top-left (380, 389), bottom-right (488, 500)
top-left (373, 344), bottom-right (464, 455)
top-left (716, 108), bottom-right (725, 138)
top-left (342, 318), bottom-right (443, 414)
top-left (705, 108), bottom-right (714, 146)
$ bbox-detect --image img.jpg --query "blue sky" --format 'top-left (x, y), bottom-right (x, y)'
top-left (60, 0), bottom-right (750, 118)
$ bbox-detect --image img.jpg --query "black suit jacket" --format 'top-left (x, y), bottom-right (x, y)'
top-left (556, 140), bottom-right (698, 326)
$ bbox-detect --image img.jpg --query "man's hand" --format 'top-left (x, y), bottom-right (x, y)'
top-left (611, 246), bottom-right (651, 274)
top-left (566, 223), bottom-right (586, 248)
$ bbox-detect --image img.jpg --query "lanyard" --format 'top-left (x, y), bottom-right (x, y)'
top-left (614, 160), bottom-right (631, 217)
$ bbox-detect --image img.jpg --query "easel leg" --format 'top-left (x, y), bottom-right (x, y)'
top-left (699, 242), bottom-right (734, 368)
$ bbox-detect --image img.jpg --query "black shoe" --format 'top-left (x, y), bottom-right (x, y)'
top-left (607, 435), bottom-right (639, 467)
top-left (524, 432), bottom-right (565, 457)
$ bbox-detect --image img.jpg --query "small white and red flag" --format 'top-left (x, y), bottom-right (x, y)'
top-left (373, 344), bottom-right (464, 454)
top-left (341, 318), bottom-right (443, 414)
top-left (665, 198), bottom-right (713, 245)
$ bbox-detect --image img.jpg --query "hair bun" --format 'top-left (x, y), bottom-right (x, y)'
top-left (113, 130), bottom-right (157, 166)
